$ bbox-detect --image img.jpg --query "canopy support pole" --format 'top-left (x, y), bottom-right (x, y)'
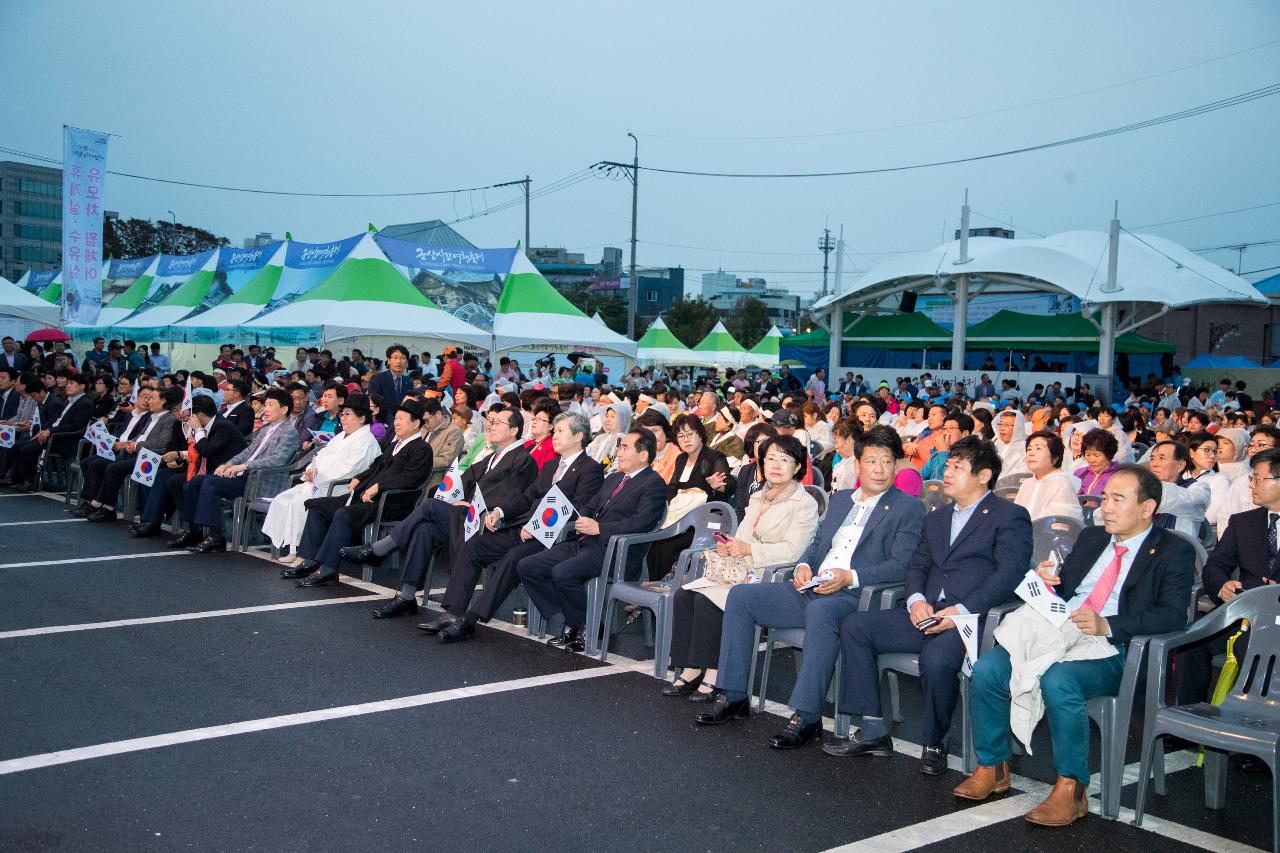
top-left (1097, 203), bottom-right (1122, 400)
top-left (828, 303), bottom-right (843, 376)
top-left (950, 191), bottom-right (972, 372)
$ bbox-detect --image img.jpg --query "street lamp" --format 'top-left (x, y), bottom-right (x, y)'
top-left (166, 210), bottom-right (177, 254)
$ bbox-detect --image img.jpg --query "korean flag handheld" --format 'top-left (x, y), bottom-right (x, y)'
top-left (952, 613), bottom-right (981, 675)
top-left (0, 425), bottom-right (14, 449)
top-left (1015, 569), bottom-right (1071, 627)
top-left (130, 448), bottom-right (162, 487)
top-left (434, 460), bottom-right (464, 503)
top-left (522, 484), bottom-right (577, 548)
top-left (463, 486), bottom-right (487, 541)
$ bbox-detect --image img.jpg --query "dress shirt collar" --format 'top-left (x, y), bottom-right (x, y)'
top-left (392, 432), bottom-right (421, 455)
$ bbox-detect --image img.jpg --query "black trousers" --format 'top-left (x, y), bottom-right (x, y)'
top-left (670, 588), bottom-right (724, 670)
top-left (471, 539), bottom-right (546, 621)
top-left (646, 529), bottom-right (694, 582)
top-left (1175, 618), bottom-right (1250, 705)
top-left (516, 539), bottom-right (607, 627)
top-left (86, 453), bottom-right (138, 506)
top-left (298, 502), bottom-right (357, 571)
top-left (442, 526), bottom-right (521, 615)
top-left (386, 500), bottom-right (463, 589)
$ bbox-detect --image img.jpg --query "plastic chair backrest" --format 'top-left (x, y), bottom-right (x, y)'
top-left (1030, 514), bottom-right (1085, 565)
top-left (680, 500), bottom-right (738, 551)
top-left (994, 485), bottom-right (1019, 500)
top-left (804, 484), bottom-right (828, 520)
top-left (995, 472), bottom-right (1031, 492)
top-left (1166, 527), bottom-right (1208, 580)
top-left (810, 465), bottom-right (825, 490)
top-left (1200, 586), bottom-right (1280, 709)
top-left (921, 480), bottom-right (947, 513)
top-left (1078, 494), bottom-right (1102, 525)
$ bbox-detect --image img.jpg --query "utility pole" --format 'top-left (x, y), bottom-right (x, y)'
top-left (627, 132), bottom-right (639, 340)
top-left (818, 228), bottom-right (834, 297)
top-left (523, 175), bottom-right (531, 250)
top-left (166, 210), bottom-right (177, 254)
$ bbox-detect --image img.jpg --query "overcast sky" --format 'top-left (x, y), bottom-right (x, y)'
top-left (4, 1), bottom-right (1278, 297)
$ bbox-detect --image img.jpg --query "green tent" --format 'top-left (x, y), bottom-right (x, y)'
top-left (691, 320), bottom-right (749, 368)
top-left (782, 313), bottom-right (951, 350)
top-left (966, 310), bottom-right (1175, 354)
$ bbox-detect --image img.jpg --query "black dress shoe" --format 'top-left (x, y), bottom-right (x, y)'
top-left (70, 502), bottom-right (93, 517)
top-left (280, 561), bottom-right (320, 579)
top-left (11, 480), bottom-right (33, 492)
top-left (662, 671), bottom-right (706, 697)
top-left (822, 731), bottom-right (895, 758)
top-left (438, 619), bottom-right (476, 643)
top-left (339, 544), bottom-right (384, 566)
top-left (415, 611), bottom-right (454, 634)
top-left (372, 596), bottom-right (418, 619)
top-left (687, 689), bottom-right (718, 704)
top-left (167, 530), bottom-right (202, 549)
top-left (547, 625), bottom-right (582, 648)
top-left (129, 522), bottom-right (162, 538)
top-left (920, 745), bottom-right (948, 776)
top-left (768, 714), bottom-right (822, 750)
top-left (566, 632), bottom-right (586, 653)
top-left (187, 536), bottom-right (227, 553)
top-left (296, 571), bottom-right (339, 588)
top-left (694, 693), bottom-right (750, 726)
top-left (86, 507), bottom-right (116, 522)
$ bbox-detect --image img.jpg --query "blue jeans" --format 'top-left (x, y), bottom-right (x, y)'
top-left (970, 644), bottom-right (1125, 784)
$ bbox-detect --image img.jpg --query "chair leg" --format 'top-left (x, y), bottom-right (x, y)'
top-left (1133, 732), bottom-right (1159, 827)
top-left (888, 672), bottom-right (903, 723)
top-left (1271, 756), bottom-right (1280, 853)
top-left (1153, 737), bottom-right (1167, 796)
top-left (655, 600), bottom-right (672, 679)
top-left (960, 677), bottom-right (977, 775)
top-left (746, 626), bottom-right (762, 705)
top-left (1204, 747), bottom-right (1229, 810)
top-left (1101, 707), bottom-right (1124, 820)
top-left (833, 663), bottom-right (850, 738)
top-left (757, 639), bottom-right (775, 712)
top-left (527, 601), bottom-right (543, 637)
top-left (598, 596), bottom-right (615, 663)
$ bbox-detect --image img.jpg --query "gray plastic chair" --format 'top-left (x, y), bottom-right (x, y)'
top-left (65, 438), bottom-right (92, 504)
top-left (995, 472), bottom-right (1031, 492)
top-left (921, 480), bottom-right (947, 513)
top-left (228, 463), bottom-right (294, 550)
top-left (1078, 494), bottom-right (1103, 525)
top-left (993, 485), bottom-right (1020, 500)
top-left (597, 501), bottom-right (737, 672)
top-left (1135, 585), bottom-right (1280, 846)
top-left (804, 484), bottom-right (828, 520)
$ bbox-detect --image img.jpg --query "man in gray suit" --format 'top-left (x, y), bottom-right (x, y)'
top-left (81, 386), bottom-right (184, 523)
top-left (694, 426), bottom-right (926, 748)
top-left (169, 387), bottom-right (299, 553)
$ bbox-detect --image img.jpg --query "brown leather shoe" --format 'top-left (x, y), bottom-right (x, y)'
top-left (1025, 776), bottom-right (1088, 826)
top-left (952, 762), bottom-right (1010, 800)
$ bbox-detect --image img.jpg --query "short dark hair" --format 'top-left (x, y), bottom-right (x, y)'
top-left (742, 422), bottom-right (777, 458)
top-left (531, 396), bottom-right (560, 422)
top-left (191, 394), bottom-right (217, 417)
top-left (945, 412), bottom-right (974, 434)
top-left (1109, 463), bottom-right (1162, 507)
top-left (627, 427), bottom-right (657, 463)
top-left (1080, 428), bottom-right (1119, 459)
top-left (671, 413), bottom-right (707, 444)
top-left (634, 409), bottom-right (674, 443)
top-left (832, 416), bottom-right (863, 441)
top-left (228, 379), bottom-right (250, 399)
top-left (854, 424), bottom-right (904, 460)
top-left (758, 434), bottom-right (808, 481)
top-left (160, 386), bottom-right (185, 410)
top-left (420, 397), bottom-right (442, 417)
top-left (0, 365), bottom-right (17, 381)
top-left (322, 380), bottom-right (348, 401)
top-left (1025, 429), bottom-right (1065, 468)
top-left (263, 387), bottom-right (291, 409)
top-left (385, 344), bottom-right (410, 360)
top-left (947, 436), bottom-right (1002, 488)
top-left (1152, 439), bottom-right (1191, 474)
top-left (1251, 447), bottom-right (1280, 474)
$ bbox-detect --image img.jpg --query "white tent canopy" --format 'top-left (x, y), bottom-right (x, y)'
top-left (0, 274), bottom-right (60, 326)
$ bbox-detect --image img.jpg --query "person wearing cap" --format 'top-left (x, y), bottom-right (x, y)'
top-left (708, 404), bottom-right (745, 463)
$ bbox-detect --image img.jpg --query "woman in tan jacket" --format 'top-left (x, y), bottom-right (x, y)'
top-left (664, 434), bottom-right (819, 701)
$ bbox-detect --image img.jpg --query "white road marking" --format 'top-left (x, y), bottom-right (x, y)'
top-left (0, 665), bottom-right (626, 776)
top-left (0, 594), bottom-right (390, 639)
top-left (0, 552), bottom-right (184, 569)
top-left (824, 793), bottom-right (1044, 852)
top-left (0, 518), bottom-right (84, 527)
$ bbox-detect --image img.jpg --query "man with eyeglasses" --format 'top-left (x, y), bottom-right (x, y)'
top-left (920, 412), bottom-right (970, 482)
top-left (1223, 427), bottom-right (1280, 516)
top-left (1177, 447), bottom-right (1280, 707)
top-left (345, 404), bottom-right (538, 619)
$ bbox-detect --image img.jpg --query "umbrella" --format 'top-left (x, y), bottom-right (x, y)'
top-left (1198, 621), bottom-right (1247, 767)
top-left (25, 327), bottom-right (70, 343)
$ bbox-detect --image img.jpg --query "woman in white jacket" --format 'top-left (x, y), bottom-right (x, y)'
top-left (264, 397), bottom-right (382, 564)
top-left (1015, 430), bottom-right (1084, 523)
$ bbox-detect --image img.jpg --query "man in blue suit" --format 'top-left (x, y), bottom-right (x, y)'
top-left (825, 436), bottom-right (1032, 775)
top-left (692, 426), bottom-right (926, 750)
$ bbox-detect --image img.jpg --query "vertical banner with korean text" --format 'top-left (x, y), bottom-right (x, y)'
top-left (61, 126), bottom-right (110, 325)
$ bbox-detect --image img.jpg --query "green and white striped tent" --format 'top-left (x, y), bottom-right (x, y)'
top-left (243, 233), bottom-right (490, 349)
top-left (77, 256), bottom-right (160, 328)
top-left (113, 249), bottom-right (220, 334)
top-left (636, 317), bottom-right (695, 365)
top-left (171, 243), bottom-right (287, 340)
top-left (691, 320), bottom-right (749, 368)
top-left (491, 253), bottom-right (636, 360)
top-left (746, 325), bottom-right (783, 367)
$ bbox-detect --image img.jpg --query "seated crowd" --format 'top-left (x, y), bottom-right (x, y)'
top-left (3, 336), bottom-right (1278, 828)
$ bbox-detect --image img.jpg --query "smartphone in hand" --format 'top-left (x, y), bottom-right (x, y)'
top-left (915, 615), bottom-right (943, 631)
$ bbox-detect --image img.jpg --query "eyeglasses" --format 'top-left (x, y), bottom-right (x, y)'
top-left (1249, 474), bottom-right (1280, 484)
top-left (675, 431), bottom-right (700, 440)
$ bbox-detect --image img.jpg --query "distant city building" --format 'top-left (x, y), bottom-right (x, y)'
top-left (634, 267), bottom-right (685, 316)
top-left (953, 226), bottom-right (1014, 240)
top-left (700, 269), bottom-right (739, 299)
top-left (700, 268), bottom-right (799, 328)
top-left (531, 245), bottom-right (623, 289)
top-left (379, 220), bottom-right (477, 250)
top-left (0, 161), bottom-right (63, 283)
top-left (242, 232), bottom-right (275, 249)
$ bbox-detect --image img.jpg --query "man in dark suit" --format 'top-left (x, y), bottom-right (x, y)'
top-left (825, 436), bottom-right (1032, 774)
top-left (1175, 447), bottom-right (1280, 705)
top-left (12, 372), bottom-right (91, 491)
top-left (130, 394), bottom-right (248, 537)
top-left (0, 366), bottom-right (20, 421)
top-left (220, 379), bottom-right (255, 436)
top-left (516, 427), bottom-right (668, 652)
top-left (956, 464), bottom-right (1195, 826)
top-left (78, 387), bottom-right (185, 523)
top-left (342, 404), bottom-right (536, 615)
top-left (695, 427), bottom-right (927, 748)
top-left (71, 386), bottom-right (156, 515)
top-left (285, 399), bottom-right (433, 585)
top-left (423, 411), bottom-right (605, 642)
top-left (1, 337), bottom-right (29, 372)
top-left (366, 344), bottom-right (412, 424)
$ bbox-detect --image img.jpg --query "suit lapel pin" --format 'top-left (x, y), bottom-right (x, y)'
top-left (981, 508), bottom-right (989, 514)
top-left (1149, 548), bottom-right (1156, 555)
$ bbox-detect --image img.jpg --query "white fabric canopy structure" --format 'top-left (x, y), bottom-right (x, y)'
top-left (171, 243), bottom-right (288, 336)
top-left (243, 234), bottom-right (491, 348)
top-left (114, 249), bottom-right (221, 331)
top-left (636, 317), bottom-right (696, 365)
top-left (690, 320), bottom-right (749, 368)
top-left (0, 274), bottom-right (60, 325)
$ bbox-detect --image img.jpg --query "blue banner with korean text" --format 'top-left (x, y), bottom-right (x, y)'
top-left (61, 127), bottom-right (110, 325)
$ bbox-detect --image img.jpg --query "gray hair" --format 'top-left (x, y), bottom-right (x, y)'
top-left (554, 412), bottom-right (591, 447)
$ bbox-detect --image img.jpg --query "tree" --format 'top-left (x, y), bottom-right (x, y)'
top-left (725, 296), bottom-right (771, 350)
top-left (560, 282), bottom-right (630, 335)
top-left (664, 297), bottom-right (719, 348)
top-left (104, 217), bottom-right (230, 259)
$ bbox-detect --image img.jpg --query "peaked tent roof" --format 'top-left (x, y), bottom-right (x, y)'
top-left (965, 310), bottom-right (1175, 354)
top-left (114, 249), bottom-right (221, 330)
top-left (747, 325), bottom-right (784, 365)
top-left (243, 234), bottom-right (490, 348)
top-left (492, 253), bottom-right (637, 359)
top-left (691, 320), bottom-right (749, 368)
top-left (591, 311), bottom-right (607, 326)
top-left (0, 274), bottom-right (60, 325)
top-left (81, 257), bottom-right (160, 327)
top-left (636, 317), bottom-right (696, 365)
top-left (171, 242), bottom-right (287, 334)
top-left (1183, 354), bottom-right (1261, 369)
top-left (37, 274), bottom-right (63, 304)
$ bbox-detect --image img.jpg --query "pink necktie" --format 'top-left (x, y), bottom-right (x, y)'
top-left (1082, 543), bottom-right (1128, 614)
top-left (609, 475), bottom-right (627, 499)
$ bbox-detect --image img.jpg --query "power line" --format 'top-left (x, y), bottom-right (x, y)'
top-left (635, 39), bottom-right (1280, 141)
top-left (595, 83), bottom-right (1280, 179)
top-left (1133, 200), bottom-right (1280, 229)
top-left (0, 144), bottom-right (524, 198)
top-left (1193, 238), bottom-right (1280, 252)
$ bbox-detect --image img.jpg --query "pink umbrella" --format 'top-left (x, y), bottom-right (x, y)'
top-left (25, 328), bottom-right (70, 343)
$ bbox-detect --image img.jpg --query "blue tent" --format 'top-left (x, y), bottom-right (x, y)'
top-left (1183, 354), bottom-right (1261, 369)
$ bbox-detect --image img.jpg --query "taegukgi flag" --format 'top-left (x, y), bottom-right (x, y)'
top-left (463, 486), bottom-right (487, 541)
top-left (130, 448), bottom-right (162, 487)
top-left (522, 484), bottom-right (577, 548)
top-left (434, 461), bottom-right (464, 503)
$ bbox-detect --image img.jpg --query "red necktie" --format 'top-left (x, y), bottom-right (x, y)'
top-left (1082, 543), bottom-right (1128, 614)
top-left (609, 474), bottom-right (627, 499)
